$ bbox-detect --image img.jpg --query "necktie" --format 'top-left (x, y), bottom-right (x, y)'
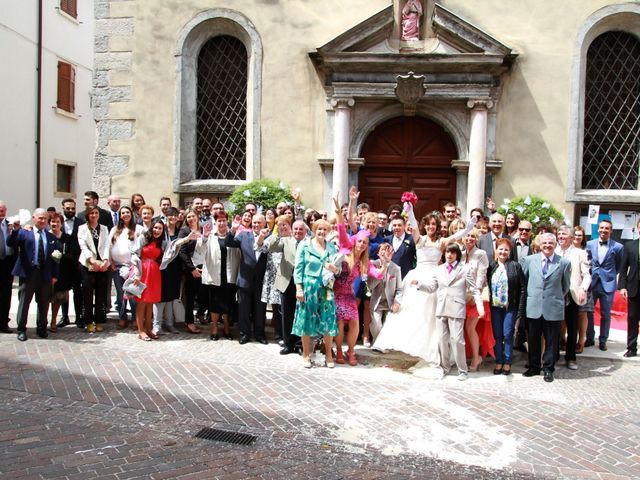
top-left (447, 263), bottom-right (453, 274)
top-left (599, 241), bottom-right (607, 246)
top-left (113, 212), bottom-right (118, 225)
top-left (542, 257), bottom-right (549, 275)
top-left (0, 222), bottom-right (6, 260)
top-left (37, 230), bottom-right (45, 266)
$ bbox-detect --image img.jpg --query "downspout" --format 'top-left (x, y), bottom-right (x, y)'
top-left (36, 0), bottom-right (43, 206)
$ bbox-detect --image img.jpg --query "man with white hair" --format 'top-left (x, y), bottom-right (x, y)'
top-left (7, 209), bottom-right (60, 341)
top-left (478, 212), bottom-right (513, 267)
top-left (521, 233), bottom-right (571, 382)
top-left (556, 225), bottom-right (591, 370)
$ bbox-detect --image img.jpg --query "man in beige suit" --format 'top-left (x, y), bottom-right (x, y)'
top-left (418, 243), bottom-right (484, 380)
top-left (267, 217), bottom-right (307, 355)
top-left (556, 225), bottom-right (591, 370)
top-left (368, 243), bottom-right (403, 342)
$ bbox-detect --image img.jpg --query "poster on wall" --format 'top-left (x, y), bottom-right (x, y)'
top-left (588, 204), bottom-right (600, 224)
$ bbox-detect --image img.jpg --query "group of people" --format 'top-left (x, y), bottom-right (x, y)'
top-left (1, 188), bottom-right (638, 383)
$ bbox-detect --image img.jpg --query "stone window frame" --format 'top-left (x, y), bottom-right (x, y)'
top-left (567, 4), bottom-right (640, 203)
top-left (174, 9), bottom-right (262, 194)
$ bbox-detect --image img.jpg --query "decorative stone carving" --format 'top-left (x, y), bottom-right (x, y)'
top-left (466, 98), bottom-right (494, 110)
top-left (395, 71), bottom-right (426, 116)
top-left (401, 0), bottom-right (423, 41)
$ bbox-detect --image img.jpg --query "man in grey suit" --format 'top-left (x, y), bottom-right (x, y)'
top-left (266, 217), bottom-right (307, 354)
top-left (522, 233), bottom-right (571, 382)
top-left (368, 243), bottom-right (403, 342)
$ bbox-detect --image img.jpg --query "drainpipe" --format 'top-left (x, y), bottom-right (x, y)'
top-left (36, 0), bottom-right (43, 207)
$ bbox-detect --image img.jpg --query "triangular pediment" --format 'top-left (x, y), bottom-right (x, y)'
top-left (313, 3), bottom-right (514, 58)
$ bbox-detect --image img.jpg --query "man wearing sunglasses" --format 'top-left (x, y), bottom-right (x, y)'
top-left (513, 221), bottom-right (534, 262)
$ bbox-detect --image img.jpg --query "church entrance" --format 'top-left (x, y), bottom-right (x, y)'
top-left (358, 116), bottom-right (457, 217)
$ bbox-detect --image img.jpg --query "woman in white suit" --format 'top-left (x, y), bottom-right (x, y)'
top-left (78, 205), bottom-right (111, 331)
top-left (195, 211), bottom-right (240, 341)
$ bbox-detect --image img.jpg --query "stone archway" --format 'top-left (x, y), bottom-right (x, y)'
top-left (359, 116), bottom-right (457, 215)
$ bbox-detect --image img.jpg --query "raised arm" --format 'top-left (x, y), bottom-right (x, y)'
top-left (440, 216), bottom-right (478, 248)
top-left (347, 186), bottom-right (359, 234)
top-left (405, 202), bottom-right (421, 244)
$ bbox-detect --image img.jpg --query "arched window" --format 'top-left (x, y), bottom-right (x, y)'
top-left (196, 35), bottom-right (247, 180)
top-left (175, 10), bottom-right (262, 195)
top-left (582, 31), bottom-right (640, 190)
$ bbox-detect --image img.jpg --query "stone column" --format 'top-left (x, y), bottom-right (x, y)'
top-left (331, 98), bottom-right (354, 204)
top-left (466, 99), bottom-right (493, 214)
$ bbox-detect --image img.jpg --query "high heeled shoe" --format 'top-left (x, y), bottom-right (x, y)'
top-left (347, 350), bottom-right (358, 366)
top-left (469, 358), bottom-right (483, 372)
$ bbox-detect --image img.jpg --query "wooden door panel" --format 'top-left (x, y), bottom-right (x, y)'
top-left (359, 116), bottom-right (457, 216)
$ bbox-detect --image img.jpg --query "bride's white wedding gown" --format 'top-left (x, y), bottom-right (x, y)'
top-left (373, 237), bottom-right (443, 375)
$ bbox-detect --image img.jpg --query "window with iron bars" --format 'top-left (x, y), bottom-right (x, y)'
top-left (582, 31), bottom-right (640, 190)
top-left (196, 35), bottom-right (248, 180)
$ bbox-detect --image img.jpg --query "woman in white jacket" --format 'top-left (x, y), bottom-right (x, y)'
top-left (195, 212), bottom-right (240, 341)
top-left (77, 205), bottom-right (111, 332)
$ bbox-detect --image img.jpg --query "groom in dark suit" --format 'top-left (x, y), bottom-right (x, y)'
top-left (8, 208), bottom-right (60, 341)
top-left (384, 216), bottom-right (415, 279)
top-left (586, 219), bottom-right (623, 351)
top-left (618, 218), bottom-right (640, 358)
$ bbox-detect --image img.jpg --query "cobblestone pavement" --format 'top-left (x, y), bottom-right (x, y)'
top-left (1, 305), bottom-right (639, 478)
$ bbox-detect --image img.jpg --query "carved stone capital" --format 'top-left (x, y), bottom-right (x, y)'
top-left (466, 98), bottom-right (494, 110)
top-left (330, 97), bottom-right (355, 109)
top-left (395, 71), bottom-right (425, 116)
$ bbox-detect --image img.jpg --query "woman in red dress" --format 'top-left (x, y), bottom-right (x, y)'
top-left (132, 220), bottom-right (196, 341)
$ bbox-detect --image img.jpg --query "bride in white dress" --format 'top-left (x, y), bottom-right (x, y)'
top-left (373, 203), bottom-right (476, 377)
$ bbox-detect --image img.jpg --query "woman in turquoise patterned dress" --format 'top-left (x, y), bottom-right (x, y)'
top-left (293, 219), bottom-right (340, 368)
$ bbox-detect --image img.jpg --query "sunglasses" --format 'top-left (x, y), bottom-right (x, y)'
top-left (519, 228), bottom-right (532, 232)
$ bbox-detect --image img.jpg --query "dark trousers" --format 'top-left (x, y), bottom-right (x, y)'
top-left (627, 294), bottom-right (640, 353)
top-left (183, 273), bottom-right (204, 324)
top-left (238, 284), bottom-right (266, 340)
top-left (16, 268), bottom-right (51, 333)
top-left (564, 297), bottom-right (579, 362)
top-left (80, 266), bottom-right (108, 325)
top-left (280, 279), bottom-right (300, 349)
top-left (61, 272), bottom-right (84, 324)
top-left (0, 255), bottom-right (15, 327)
top-left (527, 316), bottom-right (560, 373)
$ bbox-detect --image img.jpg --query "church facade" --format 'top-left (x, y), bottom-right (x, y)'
top-left (93, 0), bottom-right (640, 220)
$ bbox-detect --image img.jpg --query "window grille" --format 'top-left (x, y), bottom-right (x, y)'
top-left (582, 31), bottom-right (640, 190)
top-left (196, 35), bottom-right (247, 180)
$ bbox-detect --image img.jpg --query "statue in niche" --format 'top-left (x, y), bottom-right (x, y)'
top-left (401, 0), bottom-right (423, 41)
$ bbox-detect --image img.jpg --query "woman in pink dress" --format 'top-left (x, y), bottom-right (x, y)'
top-left (333, 201), bottom-right (383, 366)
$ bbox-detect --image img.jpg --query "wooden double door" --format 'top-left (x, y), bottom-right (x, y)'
top-left (359, 116), bottom-right (457, 217)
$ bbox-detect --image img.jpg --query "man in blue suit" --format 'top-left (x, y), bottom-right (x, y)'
top-left (521, 233), bottom-right (571, 383)
top-left (7, 209), bottom-right (60, 341)
top-left (586, 219), bottom-right (623, 351)
top-left (229, 213), bottom-right (270, 345)
top-left (384, 216), bottom-right (415, 280)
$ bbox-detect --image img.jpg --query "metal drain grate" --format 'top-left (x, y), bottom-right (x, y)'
top-left (193, 427), bottom-right (256, 446)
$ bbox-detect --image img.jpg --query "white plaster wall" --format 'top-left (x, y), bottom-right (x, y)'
top-left (0, 1), bottom-right (95, 212)
top-left (0, 3), bottom-right (38, 212)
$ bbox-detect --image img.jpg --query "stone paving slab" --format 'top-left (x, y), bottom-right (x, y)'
top-left (1, 320), bottom-right (640, 479)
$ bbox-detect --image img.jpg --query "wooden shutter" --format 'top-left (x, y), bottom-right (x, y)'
top-left (60, 0), bottom-right (78, 19)
top-left (57, 61), bottom-right (75, 113)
